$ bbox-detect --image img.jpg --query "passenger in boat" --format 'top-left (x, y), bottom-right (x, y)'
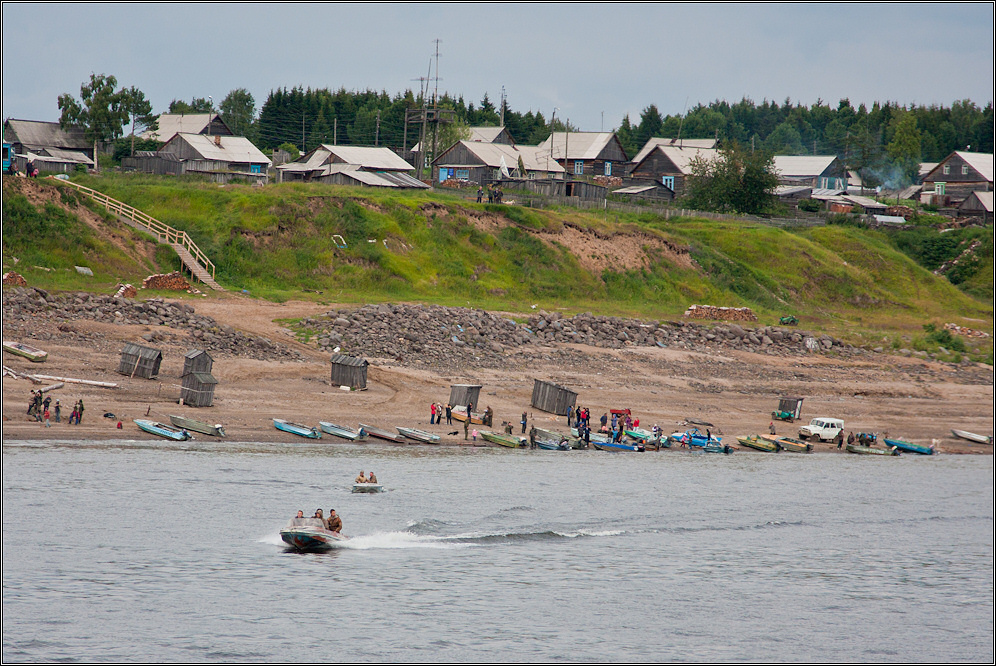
top-left (327, 509), bottom-right (342, 534)
top-left (355, 471), bottom-right (368, 484)
top-left (847, 432), bottom-right (855, 449)
top-left (313, 508), bottom-right (326, 528)
top-left (368, 472), bottom-right (377, 484)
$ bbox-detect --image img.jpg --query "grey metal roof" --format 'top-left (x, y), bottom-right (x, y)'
top-left (165, 133), bottom-right (271, 165)
top-left (774, 185), bottom-right (812, 196)
top-left (4, 118), bottom-right (90, 150)
top-left (772, 155), bottom-right (839, 177)
top-left (436, 141), bottom-right (564, 173)
top-left (330, 354), bottom-right (369, 367)
top-left (537, 132), bottom-right (619, 161)
top-left (960, 190), bottom-right (993, 212)
top-left (323, 145), bottom-right (415, 171)
top-left (872, 215), bottom-right (908, 224)
top-left (631, 137), bottom-right (717, 164)
top-left (612, 185), bottom-right (659, 194)
top-left (121, 342), bottom-right (163, 360)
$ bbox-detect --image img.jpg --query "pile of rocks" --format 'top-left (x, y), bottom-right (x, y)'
top-left (1, 288), bottom-right (302, 362)
top-left (297, 303), bottom-right (855, 364)
top-left (683, 304), bottom-right (758, 321)
top-left (944, 323), bottom-right (989, 338)
top-left (3, 271), bottom-right (28, 287)
top-left (142, 271), bottom-right (190, 291)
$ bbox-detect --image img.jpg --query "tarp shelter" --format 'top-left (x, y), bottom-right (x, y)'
top-left (449, 384), bottom-right (482, 408)
top-left (330, 354), bottom-right (369, 389)
top-left (180, 372), bottom-right (218, 407)
top-left (183, 349), bottom-right (213, 376)
top-left (117, 343), bottom-right (163, 379)
top-left (531, 379), bottom-right (578, 415)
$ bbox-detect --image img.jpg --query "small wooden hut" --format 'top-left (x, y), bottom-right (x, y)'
top-left (183, 349), bottom-right (213, 376)
top-left (180, 372), bottom-right (218, 407)
top-left (117, 342), bottom-right (163, 379)
top-left (449, 384), bottom-right (482, 408)
top-left (531, 379), bottom-right (578, 415)
top-left (330, 354), bottom-right (369, 389)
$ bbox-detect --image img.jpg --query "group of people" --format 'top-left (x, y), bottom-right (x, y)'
top-left (27, 392), bottom-right (85, 427)
top-left (429, 402), bottom-right (452, 425)
top-left (354, 470), bottom-right (378, 484)
top-left (293, 508), bottom-right (343, 535)
top-left (476, 184), bottom-right (504, 204)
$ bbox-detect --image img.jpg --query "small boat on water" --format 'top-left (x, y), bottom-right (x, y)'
top-left (168, 414), bottom-right (225, 437)
top-left (280, 517), bottom-right (349, 552)
top-left (532, 427), bottom-right (571, 450)
top-left (134, 419), bottom-right (192, 441)
top-left (3, 340), bottom-right (48, 362)
top-left (319, 422), bottom-right (367, 440)
top-left (702, 441), bottom-right (735, 454)
top-left (773, 436), bottom-right (814, 453)
top-left (884, 438), bottom-right (935, 455)
top-left (358, 423), bottom-right (406, 443)
top-left (846, 443), bottom-right (900, 456)
top-left (352, 483), bottom-right (385, 493)
top-left (737, 435), bottom-right (779, 452)
top-left (593, 439), bottom-right (645, 452)
top-left (951, 429), bottom-right (992, 445)
top-left (273, 418), bottom-right (321, 439)
top-left (480, 430), bottom-right (525, 448)
top-left (396, 427), bottom-right (441, 444)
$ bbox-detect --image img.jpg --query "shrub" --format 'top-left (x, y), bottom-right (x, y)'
top-left (797, 198), bottom-right (822, 213)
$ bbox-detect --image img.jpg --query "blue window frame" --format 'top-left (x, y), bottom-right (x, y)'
top-left (574, 160), bottom-right (585, 175)
top-left (662, 176), bottom-right (675, 190)
top-left (604, 162), bottom-right (612, 176)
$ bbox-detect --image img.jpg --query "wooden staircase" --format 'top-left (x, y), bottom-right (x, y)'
top-left (49, 177), bottom-right (223, 291)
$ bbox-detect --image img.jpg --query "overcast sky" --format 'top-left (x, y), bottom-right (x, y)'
top-left (3, 2), bottom-right (993, 133)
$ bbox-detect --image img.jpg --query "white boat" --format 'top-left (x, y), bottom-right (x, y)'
top-left (319, 422), bottom-right (367, 440)
top-left (279, 517), bottom-right (349, 552)
top-left (951, 429), bottom-right (992, 444)
top-left (396, 427), bottom-right (440, 444)
top-left (352, 483), bottom-right (385, 493)
top-left (3, 340), bottom-right (48, 362)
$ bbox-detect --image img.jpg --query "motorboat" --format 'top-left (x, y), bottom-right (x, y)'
top-left (951, 429), bottom-right (992, 445)
top-left (396, 427), bottom-right (441, 444)
top-left (3, 340), bottom-right (48, 362)
top-left (273, 418), bottom-right (321, 439)
top-left (169, 414), bottom-right (225, 437)
top-left (280, 517), bottom-right (349, 552)
top-left (883, 438), bottom-right (935, 455)
top-left (358, 423), bottom-right (406, 443)
top-left (319, 422), bottom-right (367, 440)
top-left (134, 419), bottom-right (192, 441)
top-left (352, 483), bottom-right (385, 493)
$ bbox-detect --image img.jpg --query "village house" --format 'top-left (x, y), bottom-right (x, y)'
top-left (276, 145), bottom-right (427, 188)
top-left (411, 125), bottom-right (515, 154)
top-left (627, 144), bottom-right (718, 198)
top-left (772, 155), bottom-right (848, 190)
top-left (432, 141), bottom-right (564, 184)
top-left (124, 132), bottom-right (271, 184)
top-left (536, 131), bottom-right (629, 178)
top-left (921, 151), bottom-right (994, 207)
top-left (629, 137), bottom-right (718, 167)
top-left (3, 118), bottom-right (95, 173)
top-left (958, 190), bottom-right (993, 223)
top-left (141, 113), bottom-right (233, 143)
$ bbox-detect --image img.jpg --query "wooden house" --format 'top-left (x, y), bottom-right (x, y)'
top-left (3, 118), bottom-right (95, 172)
top-left (449, 384), bottom-right (482, 408)
top-left (126, 133), bottom-right (270, 184)
top-left (117, 343), bottom-right (163, 379)
top-left (276, 145), bottom-right (426, 188)
top-left (958, 191), bottom-right (993, 222)
top-left (531, 379), bottom-right (578, 416)
top-left (630, 137), bottom-right (717, 166)
top-left (628, 145), bottom-right (719, 198)
top-left (330, 354), bottom-right (369, 389)
top-left (536, 132), bottom-right (629, 179)
top-left (180, 372), bottom-right (217, 407)
top-left (183, 349), bottom-right (213, 376)
top-left (141, 113), bottom-right (233, 143)
top-left (411, 125), bottom-right (515, 154)
top-left (921, 152), bottom-right (994, 207)
top-left (772, 155), bottom-right (848, 189)
top-left (611, 183), bottom-right (675, 203)
top-left (433, 141), bottom-right (564, 184)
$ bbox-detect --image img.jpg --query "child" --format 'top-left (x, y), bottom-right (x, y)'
top-left (44, 408), bottom-right (51, 428)
top-left (471, 428), bottom-right (478, 442)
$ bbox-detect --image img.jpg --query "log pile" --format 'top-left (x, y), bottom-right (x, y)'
top-left (593, 175), bottom-right (624, 187)
top-left (944, 323), bottom-right (990, 338)
top-left (683, 304), bottom-right (758, 322)
top-left (114, 283), bottom-right (137, 298)
top-left (3, 271), bottom-right (28, 286)
top-left (885, 205), bottom-right (916, 219)
top-left (142, 271), bottom-right (190, 291)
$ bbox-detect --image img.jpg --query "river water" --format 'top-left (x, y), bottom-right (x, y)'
top-left (2, 439), bottom-right (993, 662)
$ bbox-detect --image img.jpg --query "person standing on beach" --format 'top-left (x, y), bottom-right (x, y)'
top-left (43, 408), bottom-right (51, 428)
top-left (463, 419), bottom-right (469, 440)
top-left (529, 425), bottom-right (537, 449)
top-left (846, 432), bottom-right (855, 450)
top-left (521, 411), bottom-right (527, 434)
top-left (430, 402), bottom-right (437, 425)
top-left (445, 403), bottom-right (452, 425)
top-left (769, 421), bottom-right (776, 435)
top-left (77, 399), bottom-right (85, 424)
top-left (54, 400), bottom-right (61, 423)
top-left (471, 428), bottom-right (478, 442)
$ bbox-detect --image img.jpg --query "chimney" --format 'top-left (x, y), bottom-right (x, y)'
top-left (214, 135), bottom-right (221, 147)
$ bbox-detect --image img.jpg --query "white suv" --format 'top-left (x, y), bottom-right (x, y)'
top-left (799, 418), bottom-right (844, 442)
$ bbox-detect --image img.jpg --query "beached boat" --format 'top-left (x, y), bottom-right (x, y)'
top-left (352, 483), bottom-right (385, 493)
top-left (532, 427), bottom-right (572, 450)
top-left (358, 423), bottom-right (406, 443)
top-left (702, 441), bottom-right (735, 454)
top-left (273, 418), bottom-right (321, 439)
top-left (846, 443), bottom-right (900, 456)
top-left (884, 438), bottom-right (935, 455)
top-left (737, 435), bottom-right (779, 452)
top-left (396, 427), bottom-right (441, 444)
top-left (480, 431), bottom-right (525, 448)
top-left (593, 440), bottom-right (645, 452)
top-left (168, 414), bottom-right (225, 437)
top-left (280, 517), bottom-right (349, 552)
top-left (625, 428), bottom-right (662, 445)
top-left (2, 340), bottom-right (48, 362)
top-left (451, 405), bottom-right (485, 425)
top-left (134, 419), bottom-right (192, 441)
top-left (774, 436), bottom-right (814, 453)
top-left (951, 429), bottom-right (992, 445)
top-left (319, 422), bottom-right (367, 440)
top-left (570, 427), bottom-right (611, 444)
top-left (682, 428), bottom-right (723, 449)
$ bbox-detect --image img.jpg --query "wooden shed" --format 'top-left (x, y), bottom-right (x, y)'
top-left (531, 379), bottom-right (578, 415)
top-left (180, 372), bottom-right (218, 407)
top-left (449, 384), bottom-right (482, 408)
top-left (117, 342), bottom-right (163, 379)
top-left (330, 354), bottom-right (369, 389)
top-left (183, 349), bottom-right (213, 376)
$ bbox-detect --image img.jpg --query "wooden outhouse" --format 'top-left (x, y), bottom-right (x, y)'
top-left (531, 379), bottom-right (578, 415)
top-left (183, 349), bottom-right (213, 376)
top-left (180, 372), bottom-right (218, 407)
top-left (449, 384), bottom-right (482, 408)
top-left (117, 343), bottom-right (163, 379)
top-left (330, 354), bottom-right (369, 389)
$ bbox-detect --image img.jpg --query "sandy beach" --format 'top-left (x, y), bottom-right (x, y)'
top-left (2, 296), bottom-right (993, 454)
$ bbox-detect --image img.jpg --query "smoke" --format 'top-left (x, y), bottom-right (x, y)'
top-left (864, 161), bottom-right (912, 191)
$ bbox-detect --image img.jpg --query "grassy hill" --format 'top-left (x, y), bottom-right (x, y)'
top-left (4, 173), bottom-right (992, 361)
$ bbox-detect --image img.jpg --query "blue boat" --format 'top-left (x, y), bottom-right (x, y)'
top-left (884, 438), bottom-right (935, 455)
top-left (593, 440), bottom-right (645, 452)
top-left (134, 419), bottom-right (192, 441)
top-left (273, 418), bottom-right (321, 439)
top-left (679, 427), bottom-right (723, 448)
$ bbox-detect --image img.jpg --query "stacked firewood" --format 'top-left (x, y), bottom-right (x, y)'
top-left (683, 304), bottom-right (758, 321)
top-left (885, 205), bottom-right (916, 219)
top-left (141, 272), bottom-right (190, 291)
top-left (2, 271), bottom-right (28, 286)
top-left (944, 323), bottom-right (989, 338)
top-left (114, 283), bottom-right (138, 298)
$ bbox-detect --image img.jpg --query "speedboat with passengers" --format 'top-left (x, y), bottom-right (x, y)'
top-left (279, 516), bottom-right (349, 552)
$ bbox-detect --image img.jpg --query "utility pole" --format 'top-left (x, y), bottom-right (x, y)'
top-left (375, 110), bottom-right (381, 146)
top-left (334, 117), bottom-right (337, 145)
top-left (302, 112), bottom-right (306, 151)
top-left (500, 85), bottom-right (506, 127)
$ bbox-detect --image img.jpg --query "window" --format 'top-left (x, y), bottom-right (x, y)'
top-left (662, 176), bottom-right (675, 190)
top-left (250, 164), bottom-right (261, 174)
top-left (574, 160), bottom-right (585, 175)
top-left (943, 165), bottom-right (950, 175)
top-left (604, 162), bottom-right (612, 176)
top-left (962, 165), bottom-right (969, 175)
top-left (455, 169), bottom-right (469, 180)
top-left (935, 182), bottom-right (946, 195)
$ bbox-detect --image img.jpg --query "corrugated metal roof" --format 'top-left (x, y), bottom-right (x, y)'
top-left (842, 194), bottom-right (887, 209)
top-left (412, 126), bottom-right (509, 152)
top-left (330, 354), bottom-right (369, 367)
top-left (810, 188), bottom-right (845, 199)
top-left (961, 190), bottom-right (994, 212)
top-left (631, 137), bottom-right (717, 164)
top-left (142, 114), bottom-right (217, 141)
top-left (166, 133), bottom-right (270, 165)
top-left (4, 119), bottom-right (90, 150)
top-left (774, 185), bottom-right (812, 196)
top-left (956, 151), bottom-right (994, 182)
top-left (438, 141), bottom-right (565, 173)
top-left (40, 147), bottom-right (94, 165)
top-left (918, 162), bottom-right (938, 177)
top-left (321, 145), bottom-right (414, 171)
top-left (644, 145), bottom-right (719, 174)
top-left (772, 155), bottom-right (838, 177)
top-left (374, 171), bottom-right (430, 188)
top-left (612, 185), bottom-right (659, 194)
top-left (873, 215), bottom-right (908, 224)
top-left (537, 132), bottom-right (618, 161)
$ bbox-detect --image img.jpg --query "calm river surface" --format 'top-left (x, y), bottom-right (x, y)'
top-left (2, 439), bottom-right (993, 662)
